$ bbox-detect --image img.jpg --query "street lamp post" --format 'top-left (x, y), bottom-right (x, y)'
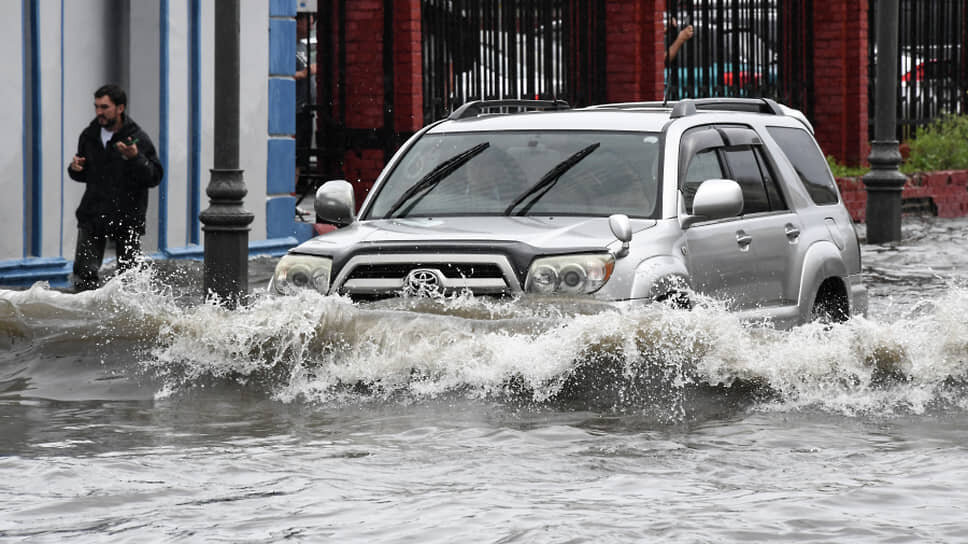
top-left (863, 0), bottom-right (907, 244)
top-left (199, 0), bottom-right (253, 306)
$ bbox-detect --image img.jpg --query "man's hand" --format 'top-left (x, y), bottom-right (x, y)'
top-left (677, 25), bottom-right (694, 44)
top-left (667, 23), bottom-right (695, 63)
top-left (70, 155), bottom-right (86, 172)
top-left (116, 138), bottom-right (139, 160)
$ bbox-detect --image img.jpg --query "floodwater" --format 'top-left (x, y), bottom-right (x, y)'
top-left (2, 216), bottom-right (968, 543)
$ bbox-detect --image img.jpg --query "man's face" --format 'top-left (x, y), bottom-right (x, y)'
top-left (94, 95), bottom-right (124, 129)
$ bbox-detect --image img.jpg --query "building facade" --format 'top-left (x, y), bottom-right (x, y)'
top-left (2, 0), bottom-right (311, 287)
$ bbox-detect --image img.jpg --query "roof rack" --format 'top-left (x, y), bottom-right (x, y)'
top-left (669, 98), bottom-right (785, 118)
top-left (448, 99), bottom-right (571, 120)
top-left (588, 98), bottom-right (785, 118)
top-left (585, 101), bottom-right (671, 110)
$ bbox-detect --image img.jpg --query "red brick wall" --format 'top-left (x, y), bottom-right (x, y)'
top-left (813, 0), bottom-right (870, 166)
top-left (339, 0), bottom-right (382, 205)
top-left (393, 0), bottom-right (423, 133)
top-left (345, 1), bottom-right (385, 130)
top-left (343, 149), bottom-right (387, 193)
top-left (340, 0), bottom-right (423, 206)
top-left (605, 0), bottom-right (666, 102)
top-left (837, 171), bottom-right (968, 222)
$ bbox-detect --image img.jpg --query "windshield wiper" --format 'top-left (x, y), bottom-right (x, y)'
top-left (384, 142), bottom-right (490, 218)
top-left (503, 142), bottom-right (600, 216)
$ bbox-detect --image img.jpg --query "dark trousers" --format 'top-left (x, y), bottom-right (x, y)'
top-left (72, 227), bottom-right (143, 291)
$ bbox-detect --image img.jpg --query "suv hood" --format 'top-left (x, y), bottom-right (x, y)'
top-left (295, 216), bottom-right (657, 255)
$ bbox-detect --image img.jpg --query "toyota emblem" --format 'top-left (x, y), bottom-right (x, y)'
top-left (404, 268), bottom-right (444, 296)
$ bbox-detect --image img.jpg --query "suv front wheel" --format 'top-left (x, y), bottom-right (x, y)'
top-left (810, 279), bottom-right (850, 324)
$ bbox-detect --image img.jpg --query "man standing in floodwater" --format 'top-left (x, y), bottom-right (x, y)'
top-left (67, 84), bottom-right (164, 291)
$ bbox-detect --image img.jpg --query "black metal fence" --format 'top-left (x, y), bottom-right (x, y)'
top-left (300, 8), bottom-right (337, 191)
top-left (869, 0), bottom-right (968, 139)
top-left (421, 0), bottom-right (606, 123)
top-left (296, 11), bottom-right (319, 187)
top-left (307, 1), bottom-right (968, 189)
top-left (421, 1), bottom-right (812, 120)
top-left (667, 0), bottom-right (813, 117)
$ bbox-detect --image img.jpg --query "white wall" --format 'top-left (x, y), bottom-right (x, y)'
top-left (0, 2), bottom-right (24, 259)
top-left (128, 0), bottom-right (162, 253)
top-left (200, 0), bottom-right (215, 243)
top-left (38, 0), bottom-right (65, 258)
top-left (1, 0), bottom-right (274, 266)
top-left (160, 0), bottom-right (269, 246)
top-left (166, 0), bottom-right (190, 248)
top-left (240, 1), bottom-right (270, 241)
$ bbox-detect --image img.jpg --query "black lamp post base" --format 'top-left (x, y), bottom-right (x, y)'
top-left (863, 139), bottom-right (907, 244)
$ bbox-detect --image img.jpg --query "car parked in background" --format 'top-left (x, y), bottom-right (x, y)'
top-left (899, 45), bottom-right (965, 120)
top-left (271, 98), bottom-right (867, 329)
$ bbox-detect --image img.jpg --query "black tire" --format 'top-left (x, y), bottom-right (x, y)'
top-left (656, 290), bottom-right (692, 310)
top-left (811, 288), bottom-right (849, 324)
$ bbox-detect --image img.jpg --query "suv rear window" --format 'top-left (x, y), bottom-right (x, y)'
top-left (767, 126), bottom-right (840, 205)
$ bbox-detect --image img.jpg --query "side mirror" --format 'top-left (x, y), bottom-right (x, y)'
top-left (680, 179), bottom-right (743, 229)
top-left (608, 213), bottom-right (632, 258)
top-left (315, 180), bottom-right (357, 227)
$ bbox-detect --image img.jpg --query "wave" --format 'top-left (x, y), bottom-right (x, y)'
top-left (2, 266), bottom-right (968, 418)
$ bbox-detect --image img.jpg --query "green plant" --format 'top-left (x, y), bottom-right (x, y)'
top-left (826, 155), bottom-right (868, 178)
top-left (825, 114), bottom-right (968, 176)
top-left (903, 114), bottom-right (968, 173)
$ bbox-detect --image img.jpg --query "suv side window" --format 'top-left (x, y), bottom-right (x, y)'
top-left (723, 146), bottom-right (787, 214)
top-left (767, 126), bottom-right (840, 205)
top-left (683, 149), bottom-right (725, 213)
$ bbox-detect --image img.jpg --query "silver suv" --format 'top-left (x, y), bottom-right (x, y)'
top-left (271, 98), bottom-right (867, 328)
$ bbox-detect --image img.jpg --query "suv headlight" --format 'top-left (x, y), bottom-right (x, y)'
top-left (525, 254), bottom-right (615, 295)
top-left (271, 254), bottom-right (332, 295)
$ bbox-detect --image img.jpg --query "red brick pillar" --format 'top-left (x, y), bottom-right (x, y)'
top-left (605, 0), bottom-right (666, 102)
top-left (393, 0), bottom-right (423, 134)
top-left (813, 0), bottom-right (870, 166)
top-left (341, 0), bottom-right (423, 206)
top-left (342, 1), bottom-right (385, 203)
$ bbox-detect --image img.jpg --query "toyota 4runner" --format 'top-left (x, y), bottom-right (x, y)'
top-left (270, 98), bottom-right (867, 329)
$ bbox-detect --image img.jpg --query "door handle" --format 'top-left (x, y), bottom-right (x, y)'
top-left (736, 230), bottom-right (752, 249)
top-left (785, 224), bottom-right (801, 241)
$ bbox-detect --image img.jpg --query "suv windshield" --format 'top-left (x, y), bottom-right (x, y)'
top-left (366, 131), bottom-right (661, 219)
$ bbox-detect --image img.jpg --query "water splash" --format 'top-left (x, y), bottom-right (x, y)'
top-left (3, 265), bottom-right (968, 418)
top-left (142, 279), bottom-right (968, 417)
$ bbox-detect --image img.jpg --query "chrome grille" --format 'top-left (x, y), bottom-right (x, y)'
top-left (333, 253), bottom-right (521, 296)
top-left (347, 262), bottom-right (504, 280)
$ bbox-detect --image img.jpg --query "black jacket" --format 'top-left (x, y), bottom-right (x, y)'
top-left (68, 115), bottom-right (164, 236)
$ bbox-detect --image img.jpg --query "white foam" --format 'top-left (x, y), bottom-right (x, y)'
top-left (4, 264), bottom-right (968, 415)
